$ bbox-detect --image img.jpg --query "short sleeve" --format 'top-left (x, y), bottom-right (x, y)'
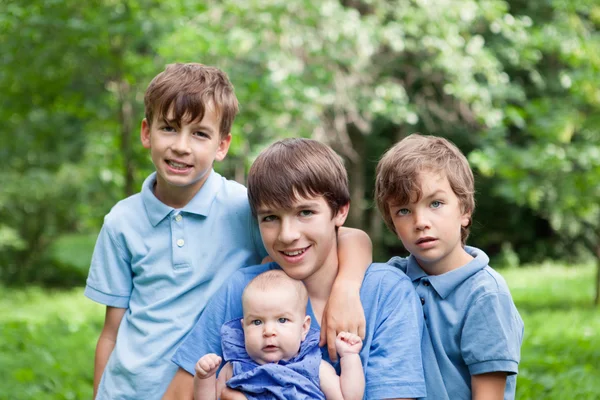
top-left (171, 271), bottom-right (247, 375)
top-left (84, 223), bottom-right (132, 308)
top-left (364, 274), bottom-right (426, 399)
top-left (249, 214), bottom-right (267, 260)
top-left (461, 292), bottom-right (524, 376)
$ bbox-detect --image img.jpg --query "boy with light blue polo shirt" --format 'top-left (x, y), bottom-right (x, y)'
top-left (85, 63), bottom-right (372, 400)
top-left (165, 138), bottom-right (426, 399)
top-left (375, 133), bottom-right (524, 400)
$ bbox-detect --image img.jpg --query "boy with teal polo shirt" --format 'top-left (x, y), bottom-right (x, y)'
top-left (375, 134), bottom-right (524, 400)
top-left (165, 138), bottom-right (426, 399)
top-left (85, 63), bottom-right (371, 400)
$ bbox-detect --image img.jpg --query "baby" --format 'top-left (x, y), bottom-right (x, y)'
top-left (193, 269), bottom-right (364, 399)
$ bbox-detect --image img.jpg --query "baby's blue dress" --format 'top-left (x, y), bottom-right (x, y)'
top-left (220, 318), bottom-right (325, 400)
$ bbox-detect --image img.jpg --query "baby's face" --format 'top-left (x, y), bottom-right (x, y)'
top-left (242, 286), bottom-right (310, 365)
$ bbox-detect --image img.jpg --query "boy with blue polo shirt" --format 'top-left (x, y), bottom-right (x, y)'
top-left (85, 63), bottom-right (371, 400)
top-left (375, 133), bottom-right (524, 400)
top-left (165, 138), bottom-right (426, 399)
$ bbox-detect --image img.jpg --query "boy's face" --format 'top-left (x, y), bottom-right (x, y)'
top-left (242, 286), bottom-right (310, 365)
top-left (388, 170), bottom-right (471, 275)
top-left (140, 106), bottom-right (231, 208)
top-left (256, 195), bottom-right (349, 283)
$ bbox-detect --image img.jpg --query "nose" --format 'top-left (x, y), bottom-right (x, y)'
top-left (413, 210), bottom-right (431, 231)
top-left (171, 133), bottom-right (191, 154)
top-left (263, 321), bottom-right (276, 337)
top-left (278, 217), bottom-right (300, 244)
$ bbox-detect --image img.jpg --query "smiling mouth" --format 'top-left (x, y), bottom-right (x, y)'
top-left (281, 247), bottom-right (308, 257)
top-left (166, 160), bottom-right (192, 169)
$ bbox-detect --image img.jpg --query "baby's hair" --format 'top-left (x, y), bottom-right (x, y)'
top-left (144, 63), bottom-right (238, 138)
top-left (375, 133), bottom-right (475, 244)
top-left (242, 270), bottom-right (308, 315)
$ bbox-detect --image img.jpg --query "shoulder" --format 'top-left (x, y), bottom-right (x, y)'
top-left (466, 266), bottom-right (514, 301)
top-left (103, 192), bottom-right (144, 226)
top-left (386, 255), bottom-right (409, 274)
top-left (213, 174), bottom-right (249, 206)
top-left (364, 262), bottom-right (412, 287)
top-left (226, 263), bottom-right (276, 288)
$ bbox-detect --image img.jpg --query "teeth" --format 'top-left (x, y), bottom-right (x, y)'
top-left (167, 160), bottom-right (189, 168)
top-left (283, 249), bottom-right (305, 256)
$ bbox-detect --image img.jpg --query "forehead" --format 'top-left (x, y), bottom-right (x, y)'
top-left (243, 287), bottom-right (302, 314)
top-left (417, 170), bottom-right (452, 193)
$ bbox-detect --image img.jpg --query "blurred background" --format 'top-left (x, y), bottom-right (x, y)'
top-left (0, 0), bottom-right (598, 398)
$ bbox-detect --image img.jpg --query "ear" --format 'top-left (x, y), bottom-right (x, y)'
top-left (332, 202), bottom-right (350, 227)
top-left (140, 119), bottom-right (151, 149)
top-left (301, 315), bottom-right (311, 341)
top-left (214, 133), bottom-right (232, 162)
top-left (460, 209), bottom-right (472, 228)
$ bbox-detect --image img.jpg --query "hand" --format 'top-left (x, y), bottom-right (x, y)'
top-left (194, 354), bottom-right (222, 379)
top-left (319, 280), bottom-right (366, 362)
top-left (335, 331), bottom-right (363, 358)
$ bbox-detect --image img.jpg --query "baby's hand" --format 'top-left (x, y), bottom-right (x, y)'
top-left (194, 353), bottom-right (222, 379)
top-left (335, 331), bottom-right (363, 358)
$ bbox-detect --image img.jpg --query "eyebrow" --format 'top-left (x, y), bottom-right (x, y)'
top-left (422, 189), bottom-right (448, 200)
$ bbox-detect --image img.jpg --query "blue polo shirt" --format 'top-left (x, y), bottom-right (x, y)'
top-left (388, 246), bottom-right (524, 400)
top-left (172, 262), bottom-right (427, 399)
top-left (84, 171), bottom-right (266, 400)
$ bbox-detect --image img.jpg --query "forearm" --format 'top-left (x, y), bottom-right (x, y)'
top-left (162, 368), bottom-right (194, 400)
top-left (193, 376), bottom-right (217, 400)
top-left (93, 336), bottom-right (116, 398)
top-left (339, 354), bottom-right (364, 400)
top-left (336, 227), bottom-right (372, 282)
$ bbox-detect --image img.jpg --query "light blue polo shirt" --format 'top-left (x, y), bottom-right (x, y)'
top-left (84, 171), bottom-right (267, 400)
top-left (388, 246), bottom-right (524, 400)
top-left (172, 262), bottom-right (427, 399)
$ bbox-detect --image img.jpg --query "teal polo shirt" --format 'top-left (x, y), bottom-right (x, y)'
top-left (388, 246), bottom-right (524, 400)
top-left (85, 171), bottom-right (266, 400)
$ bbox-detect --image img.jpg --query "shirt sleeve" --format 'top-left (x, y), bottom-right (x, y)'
top-left (461, 292), bottom-right (524, 376)
top-left (84, 222), bottom-right (132, 308)
top-left (364, 273), bottom-right (427, 399)
top-left (171, 271), bottom-right (248, 375)
top-left (249, 212), bottom-right (267, 260)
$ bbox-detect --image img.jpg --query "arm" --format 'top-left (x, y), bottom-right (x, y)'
top-left (319, 332), bottom-right (365, 400)
top-left (471, 372), bottom-right (507, 400)
top-left (193, 354), bottom-right (222, 400)
top-left (321, 227), bottom-right (372, 361)
top-left (93, 306), bottom-right (126, 399)
top-left (162, 369), bottom-right (193, 400)
top-left (216, 365), bottom-right (246, 400)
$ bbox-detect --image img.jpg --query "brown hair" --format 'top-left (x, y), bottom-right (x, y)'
top-left (375, 133), bottom-right (475, 244)
top-left (247, 138), bottom-right (350, 217)
top-left (144, 63), bottom-right (238, 138)
top-left (242, 270), bottom-right (308, 315)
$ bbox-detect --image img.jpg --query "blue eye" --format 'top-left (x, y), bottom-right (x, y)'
top-left (299, 210), bottom-right (313, 217)
top-left (278, 318), bottom-right (288, 323)
top-left (431, 201), bottom-right (442, 209)
top-left (252, 320), bottom-right (262, 326)
top-left (262, 215), bottom-right (277, 222)
top-left (161, 126), bottom-right (176, 133)
top-left (193, 131), bottom-right (209, 138)
top-left (397, 208), bottom-right (410, 216)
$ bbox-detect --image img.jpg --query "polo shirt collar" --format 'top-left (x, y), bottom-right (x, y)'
top-left (406, 246), bottom-right (489, 299)
top-left (141, 170), bottom-right (222, 226)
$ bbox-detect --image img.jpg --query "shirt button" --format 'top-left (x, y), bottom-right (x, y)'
top-left (175, 214), bottom-right (182, 222)
top-left (423, 280), bottom-right (430, 286)
top-left (421, 297), bottom-right (425, 305)
top-left (176, 239), bottom-right (185, 247)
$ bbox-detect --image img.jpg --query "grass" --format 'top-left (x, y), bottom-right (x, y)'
top-left (0, 263), bottom-right (598, 399)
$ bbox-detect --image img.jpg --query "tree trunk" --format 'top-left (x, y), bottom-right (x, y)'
top-left (346, 125), bottom-right (366, 229)
top-left (118, 80), bottom-right (135, 196)
top-left (595, 245), bottom-right (600, 306)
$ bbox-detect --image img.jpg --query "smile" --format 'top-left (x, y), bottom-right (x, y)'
top-left (166, 160), bottom-right (192, 169)
top-left (281, 248), bottom-right (308, 257)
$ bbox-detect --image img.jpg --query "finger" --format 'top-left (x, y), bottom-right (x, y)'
top-left (319, 324), bottom-right (327, 347)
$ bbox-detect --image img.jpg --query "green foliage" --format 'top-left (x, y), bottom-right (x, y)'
top-left (1, 264), bottom-right (598, 399)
